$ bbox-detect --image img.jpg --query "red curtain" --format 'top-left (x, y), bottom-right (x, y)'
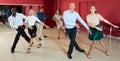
top-left (0, 0), bottom-right (43, 5)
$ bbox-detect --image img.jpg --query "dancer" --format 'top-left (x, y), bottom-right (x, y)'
top-left (0, 10), bottom-right (7, 24)
top-left (52, 9), bottom-right (67, 39)
top-left (8, 8), bottom-right (30, 53)
top-left (86, 6), bottom-right (119, 59)
top-left (63, 3), bottom-right (90, 59)
top-left (24, 9), bottom-right (50, 53)
top-left (36, 7), bottom-right (51, 40)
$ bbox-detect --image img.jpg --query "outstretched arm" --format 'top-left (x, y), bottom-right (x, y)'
top-left (98, 14), bottom-right (119, 28)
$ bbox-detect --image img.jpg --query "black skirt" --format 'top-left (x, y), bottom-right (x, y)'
top-left (28, 25), bottom-right (37, 38)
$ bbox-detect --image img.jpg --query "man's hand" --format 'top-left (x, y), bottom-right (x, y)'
top-left (46, 26), bottom-right (50, 29)
top-left (88, 29), bottom-right (92, 35)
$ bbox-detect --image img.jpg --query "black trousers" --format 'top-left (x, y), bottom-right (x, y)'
top-left (11, 26), bottom-right (30, 51)
top-left (66, 27), bottom-right (82, 55)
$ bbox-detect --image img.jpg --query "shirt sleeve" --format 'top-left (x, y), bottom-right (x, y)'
top-left (35, 16), bottom-right (42, 23)
top-left (63, 12), bottom-right (68, 25)
top-left (76, 12), bottom-right (89, 30)
top-left (24, 17), bottom-right (28, 23)
top-left (36, 12), bottom-right (39, 18)
top-left (21, 13), bottom-right (26, 19)
top-left (8, 17), bottom-right (17, 28)
top-left (44, 13), bottom-right (51, 18)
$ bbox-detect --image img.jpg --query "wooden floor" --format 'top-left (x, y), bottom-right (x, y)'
top-left (0, 23), bottom-right (120, 61)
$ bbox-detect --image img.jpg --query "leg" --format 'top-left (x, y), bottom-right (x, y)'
top-left (11, 29), bottom-right (22, 53)
top-left (35, 36), bottom-right (41, 47)
top-left (21, 29), bottom-right (30, 43)
top-left (29, 38), bottom-right (34, 48)
top-left (74, 41), bottom-right (85, 52)
top-left (1, 19), bottom-right (6, 24)
top-left (87, 41), bottom-right (96, 58)
top-left (27, 38), bottom-right (33, 53)
top-left (57, 28), bottom-right (60, 39)
top-left (66, 27), bottom-right (77, 59)
top-left (66, 29), bottom-right (74, 55)
top-left (61, 27), bottom-right (67, 37)
top-left (99, 40), bottom-right (109, 56)
top-left (38, 24), bottom-right (44, 40)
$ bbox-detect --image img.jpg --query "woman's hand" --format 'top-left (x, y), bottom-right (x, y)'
top-left (29, 26), bottom-right (33, 30)
top-left (113, 25), bottom-right (119, 28)
top-left (96, 27), bottom-right (102, 31)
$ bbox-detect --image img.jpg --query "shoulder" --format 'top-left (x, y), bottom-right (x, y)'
top-left (96, 13), bottom-right (101, 16)
top-left (26, 16), bottom-right (30, 18)
top-left (63, 10), bottom-right (69, 14)
top-left (17, 13), bottom-right (25, 16)
top-left (74, 11), bottom-right (79, 15)
top-left (96, 13), bottom-right (103, 18)
top-left (36, 12), bottom-right (39, 14)
top-left (8, 15), bottom-right (12, 19)
top-left (17, 13), bottom-right (22, 15)
top-left (86, 14), bottom-right (91, 17)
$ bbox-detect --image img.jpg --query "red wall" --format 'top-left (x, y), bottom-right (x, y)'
top-left (0, 0), bottom-right (43, 5)
top-left (58, 0), bottom-right (120, 24)
top-left (57, 0), bottom-right (120, 36)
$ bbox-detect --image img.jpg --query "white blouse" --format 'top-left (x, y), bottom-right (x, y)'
top-left (86, 13), bottom-right (104, 25)
top-left (54, 15), bottom-right (62, 23)
top-left (25, 15), bottom-right (41, 26)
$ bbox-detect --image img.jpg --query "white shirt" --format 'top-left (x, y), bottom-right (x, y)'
top-left (63, 10), bottom-right (89, 30)
top-left (8, 13), bottom-right (26, 29)
top-left (86, 13), bottom-right (104, 25)
top-left (25, 15), bottom-right (41, 26)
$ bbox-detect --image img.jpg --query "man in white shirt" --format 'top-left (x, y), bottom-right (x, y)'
top-left (63, 3), bottom-right (90, 59)
top-left (8, 8), bottom-right (30, 53)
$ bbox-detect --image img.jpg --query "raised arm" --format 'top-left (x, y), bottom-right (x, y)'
top-left (97, 14), bottom-right (119, 28)
top-left (36, 17), bottom-right (50, 28)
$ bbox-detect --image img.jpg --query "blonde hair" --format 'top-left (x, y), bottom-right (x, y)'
top-left (29, 9), bottom-right (35, 16)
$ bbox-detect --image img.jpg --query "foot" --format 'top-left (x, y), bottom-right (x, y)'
top-left (57, 37), bottom-right (60, 39)
top-left (27, 48), bottom-right (30, 50)
top-left (30, 42), bottom-right (34, 47)
top-left (27, 48), bottom-right (30, 53)
top-left (87, 53), bottom-right (91, 59)
top-left (11, 48), bottom-right (14, 53)
top-left (77, 49), bottom-right (85, 53)
top-left (44, 35), bottom-right (47, 38)
top-left (67, 54), bottom-right (72, 59)
top-left (39, 43), bottom-right (42, 46)
top-left (39, 38), bottom-right (42, 41)
top-left (105, 50), bottom-right (110, 56)
top-left (37, 43), bottom-right (41, 48)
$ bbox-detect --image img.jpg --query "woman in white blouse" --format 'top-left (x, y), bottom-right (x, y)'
top-left (86, 6), bottom-right (119, 59)
top-left (24, 9), bottom-right (49, 53)
top-left (52, 9), bottom-right (67, 39)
